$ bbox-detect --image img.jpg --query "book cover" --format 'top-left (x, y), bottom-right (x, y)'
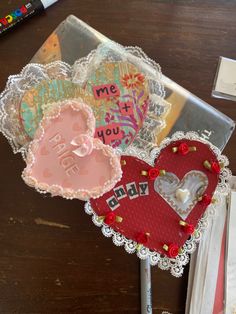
top-left (31, 15), bottom-right (235, 151)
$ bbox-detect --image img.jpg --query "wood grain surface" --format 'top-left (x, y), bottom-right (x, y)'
top-left (0, 1), bottom-right (235, 313)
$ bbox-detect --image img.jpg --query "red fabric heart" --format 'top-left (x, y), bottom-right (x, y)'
top-left (90, 139), bottom-right (219, 255)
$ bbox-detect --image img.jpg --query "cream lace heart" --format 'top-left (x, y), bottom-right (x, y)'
top-left (154, 170), bottom-right (208, 219)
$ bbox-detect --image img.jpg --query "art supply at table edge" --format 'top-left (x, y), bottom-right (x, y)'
top-left (0, 0), bottom-right (58, 36)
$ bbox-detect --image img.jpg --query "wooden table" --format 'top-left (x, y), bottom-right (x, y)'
top-left (0, 1), bottom-right (235, 313)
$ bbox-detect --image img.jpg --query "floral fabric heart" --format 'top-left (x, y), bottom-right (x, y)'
top-left (85, 62), bottom-right (149, 150)
top-left (0, 62), bottom-right (73, 152)
top-left (22, 99), bottom-right (122, 200)
top-left (20, 79), bottom-right (91, 139)
top-left (88, 135), bottom-right (230, 275)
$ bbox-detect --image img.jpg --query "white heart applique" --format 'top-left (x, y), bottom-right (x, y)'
top-left (175, 188), bottom-right (190, 204)
top-left (154, 170), bottom-right (208, 219)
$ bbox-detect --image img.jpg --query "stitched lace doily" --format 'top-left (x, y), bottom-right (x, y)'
top-left (84, 131), bottom-right (231, 277)
top-left (73, 41), bottom-right (171, 152)
top-left (0, 61), bottom-right (72, 156)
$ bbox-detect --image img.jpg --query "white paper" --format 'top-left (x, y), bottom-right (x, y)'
top-left (214, 57), bottom-right (236, 97)
top-left (185, 196), bottom-right (227, 314)
top-left (225, 188), bottom-right (236, 314)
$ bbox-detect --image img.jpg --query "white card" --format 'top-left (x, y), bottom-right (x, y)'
top-left (213, 57), bottom-right (236, 100)
top-left (225, 185), bottom-right (236, 314)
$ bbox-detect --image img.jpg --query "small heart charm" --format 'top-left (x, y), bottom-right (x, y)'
top-left (22, 99), bottom-right (122, 200)
top-left (175, 188), bottom-right (190, 203)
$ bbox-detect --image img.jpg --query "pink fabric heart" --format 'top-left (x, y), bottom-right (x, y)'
top-left (22, 99), bottom-right (122, 201)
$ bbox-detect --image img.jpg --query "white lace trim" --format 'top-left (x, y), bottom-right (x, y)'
top-left (0, 61), bottom-right (72, 157)
top-left (84, 131), bottom-right (231, 277)
top-left (72, 41), bottom-right (171, 152)
top-left (0, 43), bottom-right (170, 157)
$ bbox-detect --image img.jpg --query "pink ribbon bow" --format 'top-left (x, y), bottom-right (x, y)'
top-left (71, 134), bottom-right (93, 157)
